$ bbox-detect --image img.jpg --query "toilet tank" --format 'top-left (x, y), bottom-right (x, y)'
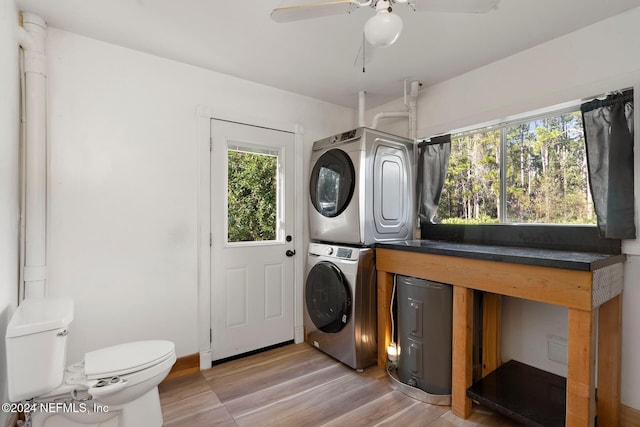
top-left (5, 297), bottom-right (74, 402)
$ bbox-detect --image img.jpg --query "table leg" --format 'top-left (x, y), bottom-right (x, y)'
top-left (452, 286), bottom-right (473, 418)
top-left (597, 294), bottom-right (622, 426)
top-left (482, 293), bottom-right (502, 377)
top-left (377, 270), bottom-right (394, 369)
top-left (567, 307), bottom-right (597, 427)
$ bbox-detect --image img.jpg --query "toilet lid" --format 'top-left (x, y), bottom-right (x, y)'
top-left (84, 340), bottom-right (175, 380)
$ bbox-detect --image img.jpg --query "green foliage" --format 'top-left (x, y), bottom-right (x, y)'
top-left (437, 112), bottom-right (596, 225)
top-left (437, 129), bottom-right (500, 222)
top-left (227, 150), bottom-right (278, 242)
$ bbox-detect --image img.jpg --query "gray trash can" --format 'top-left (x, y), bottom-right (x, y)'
top-left (397, 275), bottom-right (453, 395)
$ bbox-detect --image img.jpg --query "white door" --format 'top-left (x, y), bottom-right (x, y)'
top-left (210, 119), bottom-right (295, 361)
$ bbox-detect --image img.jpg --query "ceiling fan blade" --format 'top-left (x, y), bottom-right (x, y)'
top-left (271, 0), bottom-right (363, 23)
top-left (409, 0), bottom-right (500, 14)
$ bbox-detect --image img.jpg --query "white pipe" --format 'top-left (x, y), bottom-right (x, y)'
top-left (408, 80), bottom-right (420, 141)
top-left (358, 91), bottom-right (366, 127)
top-left (371, 111), bottom-right (409, 129)
top-left (19, 13), bottom-right (48, 299)
top-left (18, 40), bottom-right (27, 304)
top-left (369, 80), bottom-right (421, 132)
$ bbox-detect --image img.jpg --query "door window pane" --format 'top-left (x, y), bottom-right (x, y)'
top-left (227, 148), bottom-right (278, 242)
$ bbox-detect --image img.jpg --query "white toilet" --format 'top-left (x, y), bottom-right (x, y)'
top-left (5, 297), bottom-right (176, 427)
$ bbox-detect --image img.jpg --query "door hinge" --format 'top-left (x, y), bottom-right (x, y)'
top-left (209, 328), bottom-right (212, 343)
top-left (209, 137), bottom-right (213, 152)
top-left (209, 233), bottom-right (212, 247)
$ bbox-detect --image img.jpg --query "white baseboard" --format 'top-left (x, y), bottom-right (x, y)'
top-left (199, 350), bottom-right (212, 370)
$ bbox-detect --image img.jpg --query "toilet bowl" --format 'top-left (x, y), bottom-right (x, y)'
top-left (5, 297), bottom-right (177, 427)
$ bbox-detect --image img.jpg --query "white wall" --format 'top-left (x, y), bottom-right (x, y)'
top-left (370, 7), bottom-right (640, 410)
top-left (43, 27), bottom-right (355, 364)
top-left (14, 1), bottom-right (640, 413)
top-left (370, 7), bottom-right (640, 140)
top-left (0, 0), bottom-right (20, 422)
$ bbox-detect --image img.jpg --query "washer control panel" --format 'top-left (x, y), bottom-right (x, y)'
top-left (336, 248), bottom-right (353, 258)
top-left (309, 243), bottom-right (361, 260)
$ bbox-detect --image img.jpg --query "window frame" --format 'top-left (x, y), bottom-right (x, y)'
top-left (444, 104), bottom-right (592, 225)
top-left (423, 104), bottom-right (621, 253)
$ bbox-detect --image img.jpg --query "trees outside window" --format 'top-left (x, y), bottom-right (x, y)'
top-left (437, 110), bottom-right (595, 225)
top-left (437, 129), bottom-right (499, 224)
top-left (227, 149), bottom-right (278, 242)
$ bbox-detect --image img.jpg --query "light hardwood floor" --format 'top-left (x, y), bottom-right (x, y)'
top-left (158, 343), bottom-right (520, 426)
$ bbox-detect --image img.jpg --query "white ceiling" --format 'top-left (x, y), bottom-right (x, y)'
top-left (15, 0), bottom-right (640, 109)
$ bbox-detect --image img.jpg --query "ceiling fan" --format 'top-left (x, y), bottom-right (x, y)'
top-left (271, 0), bottom-right (500, 49)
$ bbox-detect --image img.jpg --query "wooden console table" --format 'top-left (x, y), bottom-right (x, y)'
top-left (376, 241), bottom-right (625, 427)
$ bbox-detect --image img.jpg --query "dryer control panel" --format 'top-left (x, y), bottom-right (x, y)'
top-left (312, 128), bottom-right (364, 151)
top-left (330, 129), bottom-right (357, 144)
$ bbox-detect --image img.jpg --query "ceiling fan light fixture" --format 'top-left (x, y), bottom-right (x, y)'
top-left (364, 8), bottom-right (403, 48)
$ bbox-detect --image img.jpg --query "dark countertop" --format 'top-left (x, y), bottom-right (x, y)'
top-left (376, 240), bottom-right (625, 271)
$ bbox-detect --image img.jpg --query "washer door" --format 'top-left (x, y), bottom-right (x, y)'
top-left (309, 149), bottom-right (355, 218)
top-left (305, 261), bottom-right (352, 333)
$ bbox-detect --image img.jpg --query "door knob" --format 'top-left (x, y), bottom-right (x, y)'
top-left (286, 250), bottom-right (296, 257)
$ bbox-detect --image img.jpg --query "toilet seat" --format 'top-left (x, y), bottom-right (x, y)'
top-left (38, 340), bottom-right (176, 400)
top-left (84, 340), bottom-right (175, 380)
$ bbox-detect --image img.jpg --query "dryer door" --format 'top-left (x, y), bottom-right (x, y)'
top-left (305, 261), bottom-right (352, 333)
top-left (309, 149), bottom-right (355, 218)
top-left (372, 141), bottom-right (412, 236)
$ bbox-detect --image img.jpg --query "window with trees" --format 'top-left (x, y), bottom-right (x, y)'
top-left (436, 109), bottom-right (596, 225)
top-left (227, 147), bottom-right (279, 242)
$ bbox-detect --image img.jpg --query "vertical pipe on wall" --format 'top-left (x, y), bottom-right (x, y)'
top-left (408, 80), bottom-right (420, 237)
top-left (358, 91), bottom-right (366, 127)
top-left (408, 80), bottom-right (420, 141)
top-left (17, 13), bottom-right (48, 299)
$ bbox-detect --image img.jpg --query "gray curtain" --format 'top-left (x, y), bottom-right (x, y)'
top-left (581, 90), bottom-right (635, 239)
top-left (417, 135), bottom-right (451, 225)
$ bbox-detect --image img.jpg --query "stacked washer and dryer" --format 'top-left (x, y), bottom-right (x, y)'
top-left (304, 127), bottom-right (414, 370)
